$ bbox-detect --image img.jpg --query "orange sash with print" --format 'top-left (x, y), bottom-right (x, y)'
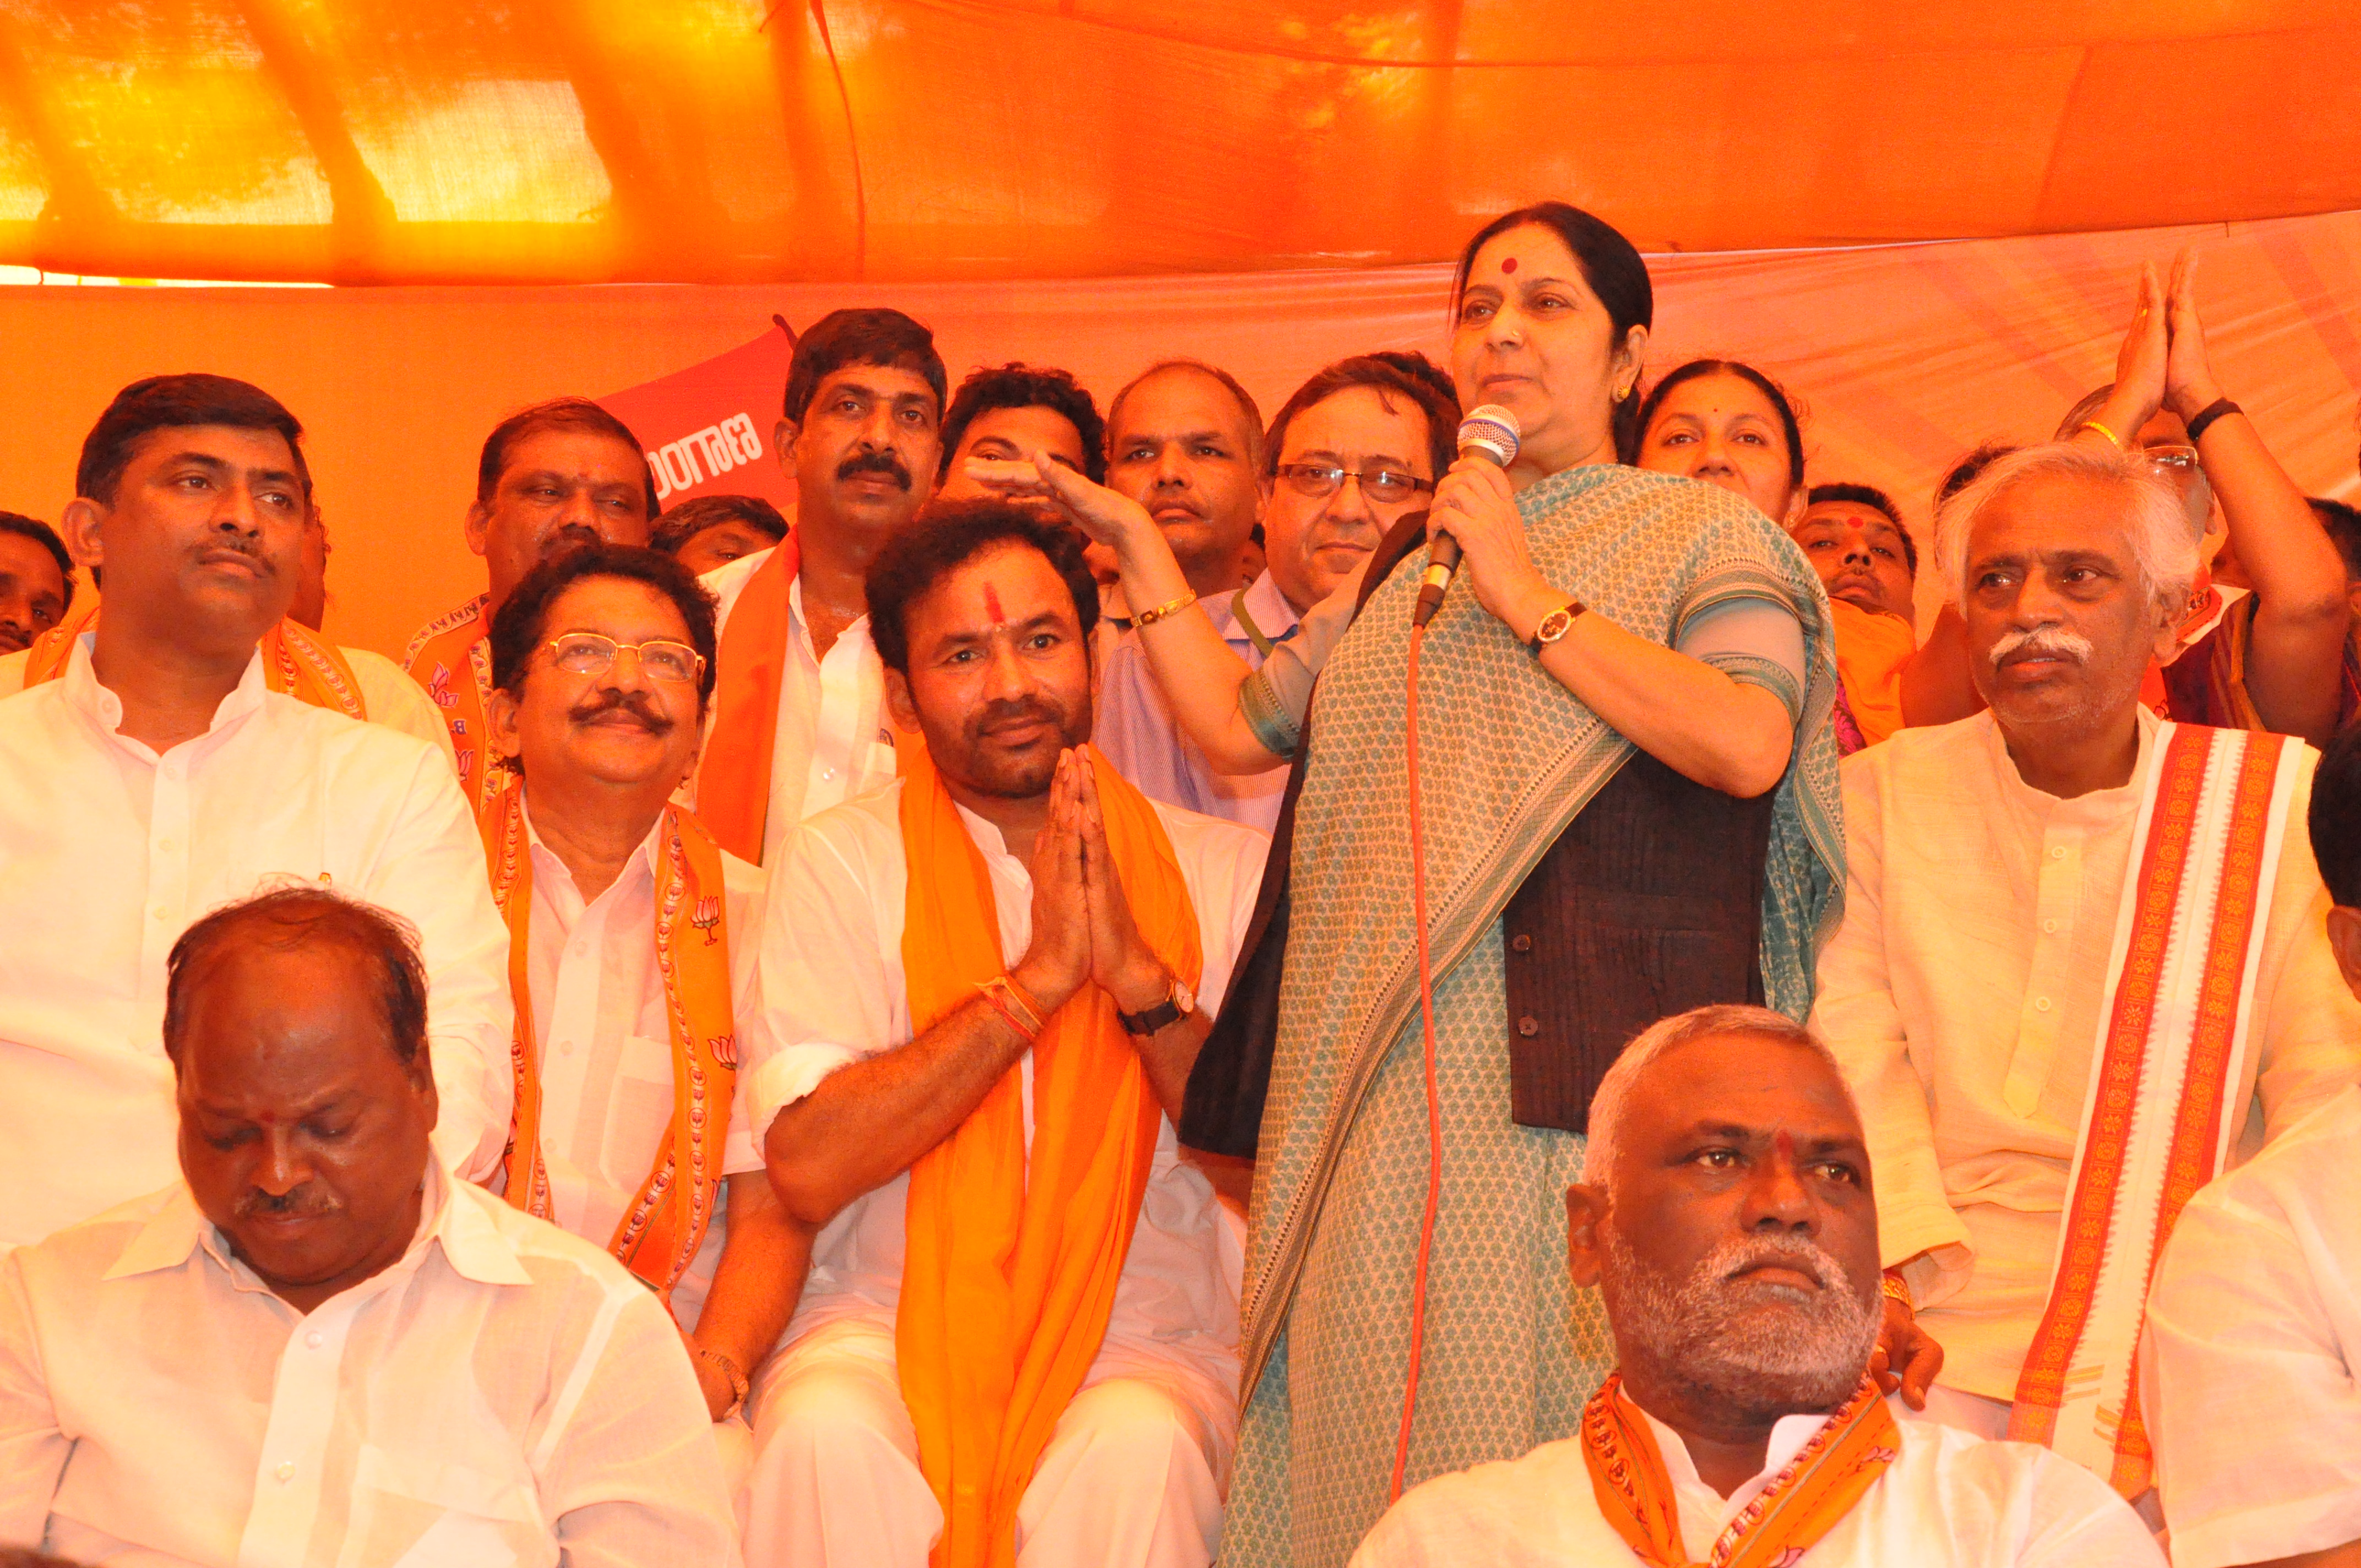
top-left (700, 533), bottom-right (802, 863)
top-left (1827, 599), bottom-right (1915, 749)
top-left (2008, 722), bottom-right (2299, 1496)
top-left (25, 595), bottom-right (365, 718)
top-left (401, 592), bottom-right (501, 816)
top-left (483, 785), bottom-right (739, 1305)
top-left (895, 743), bottom-right (1202, 1568)
top-left (1582, 1372), bottom-right (1900, 1568)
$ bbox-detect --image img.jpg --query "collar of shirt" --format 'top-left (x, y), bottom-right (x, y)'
top-left (519, 793), bottom-right (665, 929)
top-left (100, 1158), bottom-right (531, 1308)
top-left (1981, 704), bottom-right (2157, 825)
top-left (787, 569), bottom-right (873, 666)
top-left (62, 630), bottom-right (274, 762)
top-left (1237, 569), bottom-right (1303, 642)
top-left (1635, 1398), bottom-right (1839, 1555)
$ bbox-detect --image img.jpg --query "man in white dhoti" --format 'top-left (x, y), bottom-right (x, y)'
top-left (743, 501), bottom-right (1266, 1568)
top-left (1810, 438), bottom-right (2361, 1504)
top-left (1352, 1004), bottom-right (2161, 1567)
top-left (475, 542), bottom-right (809, 1437)
top-left (0, 375), bottom-right (512, 1248)
top-left (0, 888), bottom-right (740, 1567)
top-left (2143, 721), bottom-right (2361, 1568)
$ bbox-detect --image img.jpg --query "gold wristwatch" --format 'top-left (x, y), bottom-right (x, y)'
top-left (1527, 600), bottom-right (1586, 656)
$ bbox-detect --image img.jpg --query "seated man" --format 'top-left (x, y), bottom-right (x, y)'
top-left (0, 511), bottom-right (71, 655)
top-left (402, 398), bottom-right (661, 815)
top-left (1788, 482), bottom-right (1919, 753)
top-left (1811, 440), bottom-right (2361, 1499)
top-left (1351, 1004), bottom-right (2161, 1567)
top-left (477, 543), bottom-right (807, 1432)
top-left (746, 501), bottom-right (1267, 1567)
top-left (0, 375), bottom-right (512, 1249)
top-left (0, 888), bottom-right (739, 1567)
top-left (654, 494), bottom-right (790, 576)
top-left (2144, 719), bottom-right (2361, 1568)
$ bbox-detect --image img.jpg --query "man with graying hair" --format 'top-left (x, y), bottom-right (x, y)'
top-left (1810, 439), bottom-right (2361, 1506)
top-left (0, 887), bottom-right (740, 1568)
top-left (1352, 1004), bottom-right (2158, 1566)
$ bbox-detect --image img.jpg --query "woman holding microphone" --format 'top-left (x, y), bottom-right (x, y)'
top-left (986, 201), bottom-right (1849, 1568)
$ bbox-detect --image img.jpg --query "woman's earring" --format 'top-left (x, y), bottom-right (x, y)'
top-left (1614, 382), bottom-right (1633, 402)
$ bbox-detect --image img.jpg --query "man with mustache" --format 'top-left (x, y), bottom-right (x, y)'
top-left (0, 512), bottom-right (72, 655)
top-left (742, 501), bottom-right (1266, 1567)
top-left (1789, 483), bottom-right (1920, 753)
top-left (1809, 440), bottom-right (2361, 1508)
top-left (402, 398), bottom-right (661, 818)
top-left (0, 886), bottom-right (741, 1567)
top-left (1350, 1004), bottom-right (2161, 1565)
top-left (697, 308), bottom-right (946, 867)
top-left (0, 374), bottom-right (512, 1251)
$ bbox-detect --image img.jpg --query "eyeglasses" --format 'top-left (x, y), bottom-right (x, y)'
top-left (2143, 443), bottom-right (2201, 475)
top-left (1274, 462), bottom-right (1434, 505)
top-left (541, 632), bottom-right (706, 684)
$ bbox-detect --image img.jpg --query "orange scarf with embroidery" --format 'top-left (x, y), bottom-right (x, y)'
top-left (482, 783), bottom-right (739, 1305)
top-left (401, 592), bottom-right (502, 818)
top-left (1582, 1373), bottom-right (1900, 1568)
top-left (1827, 599), bottom-right (1916, 749)
top-left (895, 743), bottom-right (1201, 1568)
top-left (700, 534), bottom-right (802, 862)
top-left (25, 595), bottom-right (365, 717)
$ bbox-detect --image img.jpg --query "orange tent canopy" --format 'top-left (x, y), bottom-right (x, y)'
top-left (2, 2), bottom-right (2357, 285)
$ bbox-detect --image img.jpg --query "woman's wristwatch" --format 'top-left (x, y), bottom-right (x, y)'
top-left (1527, 600), bottom-right (1587, 656)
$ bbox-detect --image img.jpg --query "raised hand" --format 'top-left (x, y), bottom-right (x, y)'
top-left (1071, 754), bottom-right (1172, 1017)
top-left (2092, 262), bottom-right (2168, 447)
top-left (967, 449), bottom-right (1159, 555)
top-left (1010, 750), bottom-right (1092, 1016)
top-left (2161, 248), bottom-right (2224, 422)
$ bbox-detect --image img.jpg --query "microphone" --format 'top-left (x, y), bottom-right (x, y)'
top-left (1412, 404), bottom-right (1520, 628)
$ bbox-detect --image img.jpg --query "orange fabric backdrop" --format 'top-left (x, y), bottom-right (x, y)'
top-left (2, 3), bottom-right (2359, 285)
top-left (1, 209), bottom-right (2357, 658)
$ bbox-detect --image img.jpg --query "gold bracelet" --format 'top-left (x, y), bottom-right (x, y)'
top-left (2075, 418), bottom-right (2124, 450)
top-left (1880, 1269), bottom-right (1913, 1310)
top-left (1132, 589), bottom-right (1199, 628)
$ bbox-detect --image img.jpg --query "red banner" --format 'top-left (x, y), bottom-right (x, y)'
top-left (598, 323), bottom-right (797, 514)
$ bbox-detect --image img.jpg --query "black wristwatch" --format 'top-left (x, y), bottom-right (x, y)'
top-left (1118, 977), bottom-right (1196, 1037)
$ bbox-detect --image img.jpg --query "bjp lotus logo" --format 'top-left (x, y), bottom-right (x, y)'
top-left (691, 894), bottom-right (721, 945)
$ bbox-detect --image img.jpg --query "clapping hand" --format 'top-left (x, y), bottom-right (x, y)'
top-left (1071, 755), bottom-right (1172, 1017)
top-left (2159, 248), bottom-right (2226, 422)
top-left (1010, 750), bottom-right (1093, 1016)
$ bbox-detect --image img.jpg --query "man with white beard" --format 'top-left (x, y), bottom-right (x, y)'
top-left (1349, 1005), bottom-right (2160, 1567)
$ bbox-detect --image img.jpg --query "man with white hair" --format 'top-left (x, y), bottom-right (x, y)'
top-left (1809, 436), bottom-right (2361, 1506)
top-left (1351, 1004), bottom-right (2160, 1566)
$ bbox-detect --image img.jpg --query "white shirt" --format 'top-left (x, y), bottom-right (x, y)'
top-left (1808, 710), bottom-right (2361, 1399)
top-left (1349, 1399), bottom-right (2164, 1567)
top-left (513, 798), bottom-right (768, 1329)
top-left (743, 779), bottom-right (1267, 1395)
top-left (698, 548), bottom-right (901, 867)
top-left (0, 635), bottom-right (514, 1247)
top-left (2145, 1085), bottom-right (2361, 1568)
top-left (0, 643), bottom-right (460, 770)
top-left (0, 1163), bottom-right (742, 1568)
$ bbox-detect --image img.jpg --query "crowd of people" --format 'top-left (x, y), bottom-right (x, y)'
top-left (3, 196), bottom-right (2361, 1568)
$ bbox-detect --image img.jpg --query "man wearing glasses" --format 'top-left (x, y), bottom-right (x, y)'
top-left (1090, 354), bottom-right (1459, 831)
top-left (478, 545), bottom-right (809, 1493)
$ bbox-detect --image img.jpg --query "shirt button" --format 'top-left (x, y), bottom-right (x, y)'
top-left (2035, 997), bottom-right (2053, 1012)
top-left (274, 1461), bottom-right (295, 1483)
top-left (1516, 1016), bottom-right (1541, 1037)
top-left (157, 837), bottom-right (176, 853)
top-left (2049, 846), bottom-right (2066, 860)
top-left (304, 1330), bottom-right (323, 1349)
top-left (823, 767), bottom-right (837, 780)
top-left (572, 940), bottom-right (589, 957)
top-left (1509, 933), bottom-right (1533, 954)
top-left (151, 906), bottom-right (169, 921)
top-left (558, 1039), bottom-right (574, 1056)
top-left (2042, 918), bottom-right (2059, 934)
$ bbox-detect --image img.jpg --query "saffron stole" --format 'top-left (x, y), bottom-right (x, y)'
top-left (2008, 722), bottom-right (2302, 1496)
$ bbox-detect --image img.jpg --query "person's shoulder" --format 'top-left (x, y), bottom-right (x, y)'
top-left (2186, 1085), bottom-right (2361, 1232)
top-left (10, 1184), bottom-right (193, 1294)
top-left (1149, 794), bottom-right (1274, 866)
top-left (1895, 1412), bottom-right (2129, 1505)
top-left (781, 778), bottom-right (909, 875)
top-left (1845, 710), bottom-right (1994, 782)
top-left (445, 1179), bottom-right (660, 1305)
top-left (1365, 1436), bottom-right (1589, 1551)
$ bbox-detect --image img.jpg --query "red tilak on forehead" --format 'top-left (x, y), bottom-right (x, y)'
top-left (1500, 256), bottom-right (1518, 274)
top-left (983, 584), bottom-right (1007, 625)
top-left (1775, 1129), bottom-right (1796, 1162)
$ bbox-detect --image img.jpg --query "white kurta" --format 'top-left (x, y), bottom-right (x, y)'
top-left (1347, 1400), bottom-right (2164, 1567)
top-left (0, 1163), bottom-right (742, 1568)
top-left (1808, 710), bottom-right (2361, 1400)
top-left (512, 799), bottom-right (768, 1329)
top-left (2145, 1085), bottom-right (2361, 1568)
top-left (737, 778), bottom-right (1267, 1567)
top-left (0, 635), bottom-right (514, 1248)
top-left (697, 548), bottom-right (901, 867)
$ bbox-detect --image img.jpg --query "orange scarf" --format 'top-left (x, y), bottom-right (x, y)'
top-left (895, 743), bottom-right (1202, 1568)
top-left (1827, 598), bottom-right (1916, 749)
top-left (483, 783), bottom-right (740, 1305)
top-left (25, 595), bottom-right (365, 718)
top-left (1582, 1372), bottom-right (1900, 1568)
top-left (701, 533), bottom-right (802, 863)
top-left (401, 592), bottom-right (502, 818)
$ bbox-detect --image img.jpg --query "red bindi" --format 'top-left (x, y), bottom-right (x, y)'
top-left (1500, 257), bottom-right (1518, 274)
top-left (983, 584), bottom-right (1007, 625)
